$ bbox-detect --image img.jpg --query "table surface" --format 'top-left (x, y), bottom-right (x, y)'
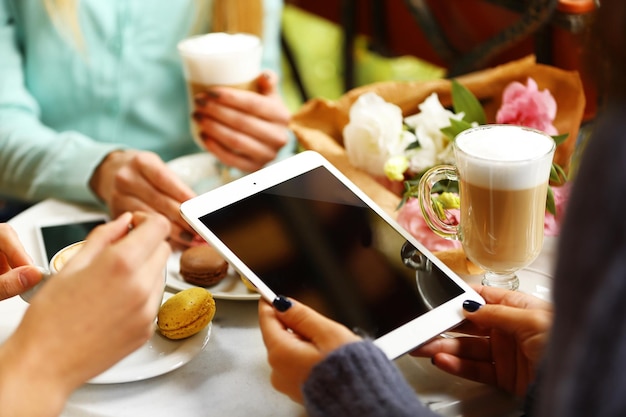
top-left (3, 198), bottom-right (557, 417)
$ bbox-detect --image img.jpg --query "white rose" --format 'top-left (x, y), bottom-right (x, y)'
top-left (343, 92), bottom-right (408, 177)
top-left (403, 93), bottom-right (464, 172)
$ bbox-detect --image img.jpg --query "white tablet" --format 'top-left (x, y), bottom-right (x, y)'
top-left (180, 151), bottom-right (484, 359)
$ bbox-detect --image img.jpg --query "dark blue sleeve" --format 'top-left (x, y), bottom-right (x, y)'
top-left (303, 340), bottom-right (440, 417)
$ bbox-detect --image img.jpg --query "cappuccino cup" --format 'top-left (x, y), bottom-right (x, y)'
top-left (177, 32), bottom-right (262, 149)
top-left (49, 240), bottom-right (85, 274)
top-left (20, 240), bottom-right (85, 303)
top-left (418, 124), bottom-right (556, 290)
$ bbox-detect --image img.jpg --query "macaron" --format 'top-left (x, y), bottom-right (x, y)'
top-left (157, 288), bottom-right (216, 340)
top-left (179, 245), bottom-right (229, 287)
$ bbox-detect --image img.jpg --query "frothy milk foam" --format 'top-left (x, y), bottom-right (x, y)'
top-left (177, 33), bottom-right (262, 86)
top-left (51, 241), bottom-right (84, 273)
top-left (455, 125), bottom-right (555, 190)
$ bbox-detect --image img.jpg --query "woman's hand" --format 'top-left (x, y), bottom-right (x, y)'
top-left (411, 285), bottom-right (553, 397)
top-left (258, 297), bottom-right (361, 403)
top-left (192, 70), bottom-right (291, 172)
top-left (0, 223), bottom-right (44, 300)
top-left (0, 211), bottom-right (171, 416)
top-left (89, 150), bottom-right (202, 247)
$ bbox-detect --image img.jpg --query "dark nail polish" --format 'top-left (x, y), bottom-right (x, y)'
top-left (179, 230), bottom-right (194, 242)
top-left (207, 89), bottom-right (220, 99)
top-left (192, 111), bottom-right (204, 122)
top-left (199, 131), bottom-right (209, 140)
top-left (273, 295), bottom-right (292, 312)
top-left (194, 94), bottom-right (208, 107)
top-left (463, 300), bottom-right (482, 312)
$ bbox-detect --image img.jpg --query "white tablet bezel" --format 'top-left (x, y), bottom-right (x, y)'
top-left (180, 151), bottom-right (484, 359)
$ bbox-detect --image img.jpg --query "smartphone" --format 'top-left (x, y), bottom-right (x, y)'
top-left (36, 215), bottom-right (108, 266)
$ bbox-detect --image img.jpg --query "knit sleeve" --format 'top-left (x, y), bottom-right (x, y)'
top-left (303, 340), bottom-right (440, 417)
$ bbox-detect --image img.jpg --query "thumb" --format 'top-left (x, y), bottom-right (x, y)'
top-left (0, 266), bottom-right (44, 301)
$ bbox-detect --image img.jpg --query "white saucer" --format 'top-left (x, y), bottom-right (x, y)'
top-left (167, 152), bottom-right (243, 194)
top-left (165, 250), bottom-right (260, 301)
top-left (88, 292), bottom-right (211, 384)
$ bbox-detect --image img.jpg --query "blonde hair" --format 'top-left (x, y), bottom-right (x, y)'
top-left (44, 0), bottom-right (264, 50)
top-left (212, 0), bottom-right (264, 38)
top-left (43, 0), bottom-right (84, 51)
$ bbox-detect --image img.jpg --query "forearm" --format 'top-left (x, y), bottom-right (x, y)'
top-left (0, 112), bottom-right (122, 203)
top-left (0, 334), bottom-right (71, 417)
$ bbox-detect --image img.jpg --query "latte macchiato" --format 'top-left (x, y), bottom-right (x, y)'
top-left (178, 33), bottom-right (262, 148)
top-left (419, 124), bottom-right (556, 289)
top-left (455, 125), bottom-right (554, 274)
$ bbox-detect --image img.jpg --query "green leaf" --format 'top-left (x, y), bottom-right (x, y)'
top-left (405, 138), bottom-right (422, 151)
top-left (549, 163), bottom-right (568, 185)
top-left (451, 80), bottom-right (486, 125)
top-left (551, 133), bottom-right (569, 146)
top-left (546, 186), bottom-right (556, 216)
top-left (441, 118), bottom-right (473, 140)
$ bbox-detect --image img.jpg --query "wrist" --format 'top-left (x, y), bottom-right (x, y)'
top-left (88, 150), bottom-right (127, 203)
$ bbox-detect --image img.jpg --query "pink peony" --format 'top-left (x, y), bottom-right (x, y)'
top-left (496, 77), bottom-right (558, 135)
top-left (396, 198), bottom-right (462, 252)
top-left (544, 183), bottom-right (571, 236)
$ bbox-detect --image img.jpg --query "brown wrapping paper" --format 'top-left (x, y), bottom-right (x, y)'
top-left (291, 55), bottom-right (585, 206)
top-left (290, 56), bottom-right (585, 275)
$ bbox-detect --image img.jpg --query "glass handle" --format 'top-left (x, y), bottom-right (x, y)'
top-left (417, 165), bottom-right (460, 241)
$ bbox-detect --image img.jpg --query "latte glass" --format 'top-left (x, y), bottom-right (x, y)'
top-left (418, 124), bottom-right (556, 290)
top-left (177, 33), bottom-right (262, 145)
top-left (177, 33), bottom-right (262, 184)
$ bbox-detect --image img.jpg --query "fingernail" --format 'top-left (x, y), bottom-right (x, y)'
top-left (199, 131), bottom-right (209, 140)
top-left (261, 71), bottom-right (270, 80)
top-left (207, 89), bottom-right (220, 99)
top-left (179, 230), bottom-right (194, 242)
top-left (194, 93), bottom-right (208, 107)
top-left (192, 111), bottom-right (204, 122)
top-left (430, 357), bottom-right (436, 366)
top-left (272, 295), bottom-right (292, 312)
top-left (462, 300), bottom-right (482, 312)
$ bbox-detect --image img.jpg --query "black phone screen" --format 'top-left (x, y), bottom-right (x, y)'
top-left (40, 220), bottom-right (106, 263)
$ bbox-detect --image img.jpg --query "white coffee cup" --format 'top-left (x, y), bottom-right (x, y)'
top-left (49, 240), bottom-right (85, 274)
top-left (20, 240), bottom-right (85, 303)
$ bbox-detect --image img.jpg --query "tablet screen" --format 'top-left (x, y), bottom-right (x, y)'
top-left (199, 166), bottom-right (464, 339)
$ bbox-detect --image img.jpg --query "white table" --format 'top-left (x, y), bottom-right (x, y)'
top-left (3, 198), bottom-right (556, 417)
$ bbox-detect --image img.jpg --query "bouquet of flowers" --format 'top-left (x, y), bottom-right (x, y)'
top-left (290, 56), bottom-right (585, 255)
top-left (342, 77), bottom-right (571, 250)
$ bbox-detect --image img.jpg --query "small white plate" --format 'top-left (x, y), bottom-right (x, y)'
top-left (88, 292), bottom-right (211, 384)
top-left (165, 250), bottom-right (260, 301)
top-left (167, 152), bottom-right (243, 194)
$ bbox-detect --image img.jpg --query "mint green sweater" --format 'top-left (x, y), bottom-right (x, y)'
top-left (0, 0), bottom-right (285, 204)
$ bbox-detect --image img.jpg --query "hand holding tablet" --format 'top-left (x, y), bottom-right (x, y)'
top-left (180, 151), bottom-right (484, 359)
